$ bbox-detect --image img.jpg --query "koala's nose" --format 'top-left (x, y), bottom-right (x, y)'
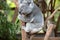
top-left (19, 11), bottom-right (21, 14)
top-left (19, 10), bottom-right (22, 15)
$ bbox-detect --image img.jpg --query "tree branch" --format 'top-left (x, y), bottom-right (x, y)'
top-left (45, 7), bottom-right (60, 23)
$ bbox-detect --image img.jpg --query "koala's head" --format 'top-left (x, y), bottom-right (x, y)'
top-left (19, 0), bottom-right (34, 15)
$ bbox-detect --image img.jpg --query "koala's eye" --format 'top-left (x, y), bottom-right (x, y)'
top-left (28, 2), bottom-right (31, 5)
top-left (20, 0), bottom-right (23, 3)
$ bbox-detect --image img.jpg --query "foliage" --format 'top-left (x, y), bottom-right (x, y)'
top-left (6, 0), bottom-right (16, 8)
top-left (0, 0), bottom-right (19, 40)
top-left (0, 12), bottom-right (18, 40)
top-left (0, 0), bottom-right (10, 10)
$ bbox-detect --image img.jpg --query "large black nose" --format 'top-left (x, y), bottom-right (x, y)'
top-left (19, 9), bottom-right (23, 14)
top-left (19, 11), bottom-right (21, 14)
top-left (19, 11), bottom-right (22, 15)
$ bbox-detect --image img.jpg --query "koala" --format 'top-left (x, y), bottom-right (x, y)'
top-left (18, 0), bottom-right (44, 33)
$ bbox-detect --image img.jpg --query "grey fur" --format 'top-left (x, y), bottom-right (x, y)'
top-left (18, 0), bottom-right (44, 32)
